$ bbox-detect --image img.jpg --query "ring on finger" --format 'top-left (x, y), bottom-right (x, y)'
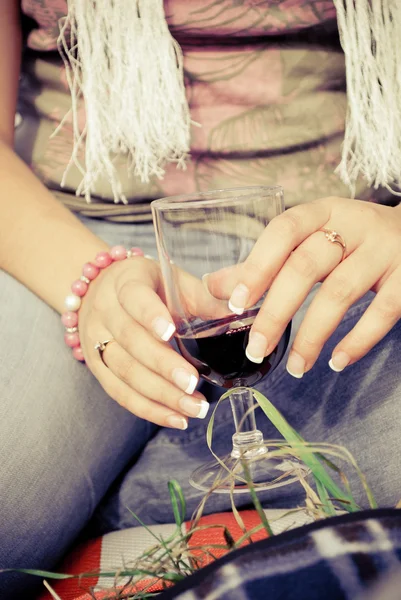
top-left (320, 228), bottom-right (347, 260)
top-left (94, 339), bottom-right (116, 365)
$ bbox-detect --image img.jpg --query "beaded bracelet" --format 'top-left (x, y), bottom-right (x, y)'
top-left (61, 246), bottom-right (145, 362)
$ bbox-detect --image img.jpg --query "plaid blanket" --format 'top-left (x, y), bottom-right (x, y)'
top-left (158, 509), bottom-right (401, 600)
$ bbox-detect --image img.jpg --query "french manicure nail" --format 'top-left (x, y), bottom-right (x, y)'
top-left (286, 351), bottom-right (305, 379)
top-left (172, 368), bottom-right (198, 394)
top-left (329, 351), bottom-right (350, 372)
top-left (228, 284), bottom-right (249, 315)
top-left (152, 317), bottom-right (176, 341)
top-left (166, 415), bottom-right (188, 430)
top-left (179, 395), bottom-right (210, 419)
top-left (246, 332), bottom-right (268, 364)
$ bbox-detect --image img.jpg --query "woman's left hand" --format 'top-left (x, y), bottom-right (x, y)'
top-left (206, 197), bottom-right (401, 377)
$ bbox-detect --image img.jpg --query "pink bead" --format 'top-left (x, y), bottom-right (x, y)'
top-left (94, 252), bottom-right (113, 268)
top-left (61, 311), bottom-right (79, 328)
top-left (130, 247), bottom-right (144, 257)
top-left (72, 346), bottom-right (85, 362)
top-left (82, 262), bottom-right (100, 280)
top-left (71, 279), bottom-right (88, 297)
top-left (110, 245), bottom-right (127, 261)
top-left (64, 332), bottom-right (81, 348)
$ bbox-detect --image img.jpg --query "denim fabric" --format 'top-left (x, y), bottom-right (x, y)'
top-left (0, 216), bottom-right (400, 598)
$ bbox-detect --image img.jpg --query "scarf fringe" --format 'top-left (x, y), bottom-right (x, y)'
top-left (57, 0), bottom-right (191, 203)
top-left (57, 1), bottom-right (401, 202)
top-left (334, 0), bottom-right (401, 196)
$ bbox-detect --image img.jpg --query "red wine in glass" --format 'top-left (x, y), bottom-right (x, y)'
top-left (152, 185), bottom-right (308, 493)
top-left (176, 309), bottom-right (291, 388)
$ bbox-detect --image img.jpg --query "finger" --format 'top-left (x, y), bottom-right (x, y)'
top-left (207, 202), bottom-right (331, 313)
top-left (118, 264), bottom-right (228, 337)
top-left (106, 311), bottom-right (200, 395)
top-left (176, 267), bottom-right (228, 320)
top-left (328, 270), bottom-right (401, 372)
top-left (93, 362), bottom-right (189, 429)
top-left (203, 264), bottom-right (242, 301)
top-left (285, 245), bottom-right (387, 377)
top-left (116, 258), bottom-right (177, 342)
top-left (102, 341), bottom-right (209, 420)
top-left (244, 231), bottom-right (346, 363)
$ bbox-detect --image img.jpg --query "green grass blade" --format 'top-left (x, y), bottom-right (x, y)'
top-left (251, 388), bottom-right (359, 512)
top-left (0, 569), bottom-right (73, 580)
top-left (125, 507), bottom-right (165, 544)
top-left (168, 480), bottom-right (186, 527)
top-left (315, 478), bottom-right (336, 516)
top-left (241, 460), bottom-right (274, 536)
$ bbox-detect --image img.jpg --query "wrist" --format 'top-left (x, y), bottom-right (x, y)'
top-left (62, 245), bottom-right (145, 361)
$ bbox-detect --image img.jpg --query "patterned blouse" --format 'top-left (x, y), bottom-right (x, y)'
top-left (17, 1), bottom-right (387, 222)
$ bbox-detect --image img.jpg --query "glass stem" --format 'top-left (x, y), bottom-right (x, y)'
top-left (229, 386), bottom-right (268, 459)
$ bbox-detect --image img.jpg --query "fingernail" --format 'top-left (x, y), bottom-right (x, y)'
top-left (286, 351), bottom-right (305, 379)
top-left (172, 368), bottom-right (198, 394)
top-left (202, 273), bottom-right (210, 287)
top-left (179, 395), bottom-right (210, 419)
top-left (329, 351), bottom-right (350, 372)
top-left (228, 284), bottom-right (249, 315)
top-left (152, 317), bottom-right (176, 341)
top-left (166, 415), bottom-right (188, 430)
top-left (246, 332), bottom-right (268, 364)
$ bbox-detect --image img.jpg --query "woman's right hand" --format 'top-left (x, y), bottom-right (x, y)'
top-left (78, 255), bottom-right (210, 429)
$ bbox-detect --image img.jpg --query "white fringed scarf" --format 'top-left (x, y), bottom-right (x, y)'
top-left (333, 0), bottom-right (401, 196)
top-left (57, 0), bottom-right (191, 203)
top-left (57, 0), bottom-right (401, 203)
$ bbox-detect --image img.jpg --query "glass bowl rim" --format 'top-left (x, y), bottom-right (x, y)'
top-left (151, 185), bottom-right (284, 212)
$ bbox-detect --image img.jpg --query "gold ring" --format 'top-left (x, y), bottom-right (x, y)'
top-left (320, 228), bottom-right (346, 260)
top-left (94, 339), bottom-right (115, 365)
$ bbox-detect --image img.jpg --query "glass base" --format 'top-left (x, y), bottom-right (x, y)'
top-left (189, 453), bottom-right (310, 494)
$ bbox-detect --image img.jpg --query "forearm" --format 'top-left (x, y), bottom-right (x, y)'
top-left (0, 141), bottom-right (109, 313)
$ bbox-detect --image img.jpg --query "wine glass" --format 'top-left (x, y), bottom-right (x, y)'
top-left (151, 186), bottom-right (307, 494)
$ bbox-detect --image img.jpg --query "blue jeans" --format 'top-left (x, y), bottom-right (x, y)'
top-left (0, 217), bottom-right (400, 598)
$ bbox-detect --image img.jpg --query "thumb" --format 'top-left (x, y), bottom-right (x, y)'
top-left (203, 263), bottom-right (244, 301)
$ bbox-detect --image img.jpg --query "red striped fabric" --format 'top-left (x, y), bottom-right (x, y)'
top-left (38, 509), bottom-right (309, 599)
top-left (37, 537), bottom-right (102, 600)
